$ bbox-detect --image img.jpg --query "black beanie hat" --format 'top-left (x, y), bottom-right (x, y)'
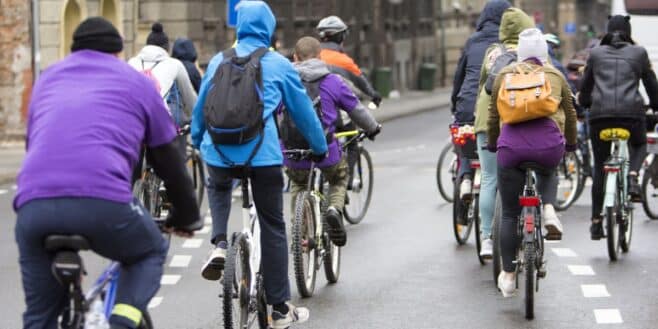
top-left (71, 17), bottom-right (123, 53)
top-left (607, 15), bottom-right (631, 36)
top-left (146, 23), bottom-right (169, 50)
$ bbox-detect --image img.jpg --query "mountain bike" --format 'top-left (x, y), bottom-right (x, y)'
top-left (336, 130), bottom-right (373, 225)
top-left (515, 162), bottom-right (547, 320)
top-left (554, 151), bottom-right (584, 211)
top-left (641, 127), bottom-right (658, 219)
top-left (599, 128), bottom-right (634, 261)
top-left (222, 171), bottom-right (268, 329)
top-left (284, 149), bottom-right (341, 298)
top-left (436, 139), bottom-right (456, 203)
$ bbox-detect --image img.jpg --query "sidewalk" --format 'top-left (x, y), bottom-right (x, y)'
top-left (0, 88), bottom-right (451, 185)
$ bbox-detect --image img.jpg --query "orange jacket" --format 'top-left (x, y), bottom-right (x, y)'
top-left (319, 48), bottom-right (362, 76)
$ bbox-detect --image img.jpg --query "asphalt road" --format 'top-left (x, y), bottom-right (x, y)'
top-left (2, 109), bottom-right (658, 328)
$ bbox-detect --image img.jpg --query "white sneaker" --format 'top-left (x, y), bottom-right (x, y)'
top-left (459, 178), bottom-right (472, 200)
top-left (497, 271), bottom-right (517, 297)
top-left (480, 238), bottom-right (493, 259)
top-left (271, 303), bottom-right (310, 329)
top-left (543, 204), bottom-right (563, 240)
top-left (201, 246), bottom-right (226, 281)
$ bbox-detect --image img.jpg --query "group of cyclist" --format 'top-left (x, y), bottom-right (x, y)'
top-left (14, 1), bottom-right (380, 328)
top-left (451, 0), bottom-right (658, 298)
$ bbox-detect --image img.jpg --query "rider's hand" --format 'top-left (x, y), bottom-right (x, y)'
top-left (164, 208), bottom-right (202, 237)
top-left (367, 124), bottom-right (382, 141)
top-left (372, 92), bottom-right (382, 107)
top-left (309, 152), bottom-right (328, 163)
top-left (486, 144), bottom-right (497, 153)
top-left (565, 144), bottom-right (577, 153)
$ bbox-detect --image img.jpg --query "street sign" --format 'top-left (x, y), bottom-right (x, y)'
top-left (227, 0), bottom-right (242, 28)
top-left (564, 22), bottom-right (577, 35)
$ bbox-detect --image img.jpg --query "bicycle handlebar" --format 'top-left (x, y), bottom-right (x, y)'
top-left (283, 149), bottom-right (314, 161)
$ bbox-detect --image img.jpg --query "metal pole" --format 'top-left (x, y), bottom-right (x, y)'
top-left (438, 0), bottom-right (446, 87)
top-left (31, 0), bottom-right (40, 81)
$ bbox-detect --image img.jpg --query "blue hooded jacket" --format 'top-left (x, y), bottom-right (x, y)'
top-left (191, 1), bottom-right (328, 168)
top-left (451, 0), bottom-right (510, 123)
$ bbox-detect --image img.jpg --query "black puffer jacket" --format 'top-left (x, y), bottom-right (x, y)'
top-left (172, 38), bottom-right (202, 93)
top-left (450, 0), bottom-right (510, 123)
top-left (578, 34), bottom-right (658, 120)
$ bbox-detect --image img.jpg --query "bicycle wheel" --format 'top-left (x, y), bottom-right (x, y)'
top-left (292, 192), bottom-right (318, 297)
top-left (187, 148), bottom-right (206, 207)
top-left (137, 311), bottom-right (154, 329)
top-left (620, 195), bottom-right (633, 253)
top-left (473, 196), bottom-right (485, 265)
top-left (524, 241), bottom-right (536, 320)
top-left (256, 274), bottom-right (269, 329)
top-left (323, 215), bottom-right (342, 284)
top-left (605, 179), bottom-right (621, 261)
top-left (642, 168), bottom-right (658, 219)
top-left (344, 147), bottom-right (373, 224)
top-left (555, 153), bottom-right (583, 211)
top-left (436, 142), bottom-right (456, 203)
top-left (492, 192), bottom-right (503, 284)
top-left (453, 176), bottom-right (473, 245)
top-left (223, 233), bottom-right (258, 329)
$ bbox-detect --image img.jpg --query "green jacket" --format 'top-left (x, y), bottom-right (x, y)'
top-left (474, 8), bottom-right (535, 134)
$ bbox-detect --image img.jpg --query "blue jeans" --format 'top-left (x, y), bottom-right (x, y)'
top-left (206, 165), bottom-right (291, 305)
top-left (476, 133), bottom-right (496, 238)
top-left (15, 197), bottom-right (167, 329)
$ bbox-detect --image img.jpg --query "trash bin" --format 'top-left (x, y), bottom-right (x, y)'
top-left (418, 63), bottom-right (437, 91)
top-left (372, 67), bottom-right (392, 98)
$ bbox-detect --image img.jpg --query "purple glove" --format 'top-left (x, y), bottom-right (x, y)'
top-left (565, 144), bottom-right (577, 152)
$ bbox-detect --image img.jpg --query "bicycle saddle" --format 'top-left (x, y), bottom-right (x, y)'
top-left (518, 162), bottom-right (552, 175)
top-left (44, 235), bottom-right (90, 252)
top-left (599, 128), bottom-right (630, 142)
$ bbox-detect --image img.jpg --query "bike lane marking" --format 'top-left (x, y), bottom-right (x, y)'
top-left (551, 247), bottom-right (578, 257)
top-left (169, 255), bottom-right (192, 268)
top-left (567, 265), bottom-right (596, 276)
top-left (594, 309), bottom-right (623, 324)
top-left (160, 274), bottom-right (182, 285)
top-left (580, 284), bottom-right (610, 298)
top-left (148, 297), bottom-right (163, 309)
top-left (182, 238), bottom-right (204, 248)
top-left (0, 189), bottom-right (7, 195)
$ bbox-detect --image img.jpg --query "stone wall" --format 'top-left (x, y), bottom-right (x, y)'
top-left (0, 0), bottom-right (32, 138)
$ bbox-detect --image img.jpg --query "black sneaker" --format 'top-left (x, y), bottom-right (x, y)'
top-left (325, 207), bottom-right (347, 247)
top-left (628, 176), bottom-right (642, 203)
top-left (590, 220), bottom-right (604, 240)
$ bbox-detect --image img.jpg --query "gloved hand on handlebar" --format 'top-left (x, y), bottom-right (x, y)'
top-left (565, 144), bottom-right (577, 153)
top-left (309, 152), bottom-right (328, 163)
top-left (367, 124), bottom-right (382, 141)
top-left (372, 92), bottom-right (382, 107)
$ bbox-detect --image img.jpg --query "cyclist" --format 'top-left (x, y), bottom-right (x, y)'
top-left (577, 15), bottom-right (658, 240)
top-left (128, 23), bottom-right (197, 129)
top-left (172, 37), bottom-right (202, 93)
top-left (283, 36), bottom-right (382, 247)
top-left (14, 17), bottom-right (201, 329)
top-left (487, 28), bottom-right (577, 296)
top-left (452, 0), bottom-right (510, 200)
top-left (193, 2), bottom-right (327, 327)
top-left (473, 6), bottom-right (532, 258)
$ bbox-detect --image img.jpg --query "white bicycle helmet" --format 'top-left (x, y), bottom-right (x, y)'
top-left (544, 33), bottom-right (561, 47)
top-left (317, 15), bottom-right (348, 38)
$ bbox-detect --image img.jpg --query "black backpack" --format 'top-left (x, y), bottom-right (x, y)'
top-left (484, 44), bottom-right (518, 95)
top-left (280, 76), bottom-right (332, 149)
top-left (203, 48), bottom-right (269, 146)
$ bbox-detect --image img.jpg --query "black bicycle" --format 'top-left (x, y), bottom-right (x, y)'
top-left (338, 130), bottom-right (374, 225)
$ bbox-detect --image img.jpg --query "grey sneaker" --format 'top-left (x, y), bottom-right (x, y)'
top-left (271, 303), bottom-right (310, 329)
top-left (480, 238), bottom-right (493, 259)
top-left (201, 245), bottom-right (226, 281)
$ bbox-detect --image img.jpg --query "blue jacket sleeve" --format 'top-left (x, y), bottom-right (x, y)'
top-left (279, 62), bottom-right (328, 155)
top-left (191, 54), bottom-right (222, 149)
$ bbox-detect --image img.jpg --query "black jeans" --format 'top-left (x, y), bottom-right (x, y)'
top-left (589, 118), bottom-right (647, 218)
top-left (205, 165), bottom-right (291, 305)
top-left (498, 165), bottom-right (557, 272)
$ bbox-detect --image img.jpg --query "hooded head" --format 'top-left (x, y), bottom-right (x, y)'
top-left (476, 0), bottom-right (511, 31)
top-left (172, 38), bottom-right (198, 62)
top-left (517, 28), bottom-right (549, 64)
top-left (236, 1), bottom-right (276, 47)
top-left (499, 8), bottom-right (535, 46)
top-left (601, 15), bottom-right (634, 46)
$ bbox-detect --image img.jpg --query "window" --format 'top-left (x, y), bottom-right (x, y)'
top-left (626, 0), bottom-right (658, 15)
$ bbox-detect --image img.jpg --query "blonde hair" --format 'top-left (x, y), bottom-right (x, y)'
top-left (294, 36), bottom-right (321, 61)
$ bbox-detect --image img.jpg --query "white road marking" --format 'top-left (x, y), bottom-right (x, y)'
top-left (204, 214), bottom-right (212, 224)
top-left (169, 255), bottom-right (192, 268)
top-left (543, 239), bottom-right (560, 244)
top-left (567, 265), bottom-right (596, 276)
top-left (198, 225), bottom-right (211, 234)
top-left (182, 238), bottom-right (204, 248)
top-left (551, 248), bottom-right (577, 257)
top-left (594, 309), bottom-right (623, 324)
top-left (581, 284), bottom-right (610, 298)
top-left (160, 274), bottom-right (181, 285)
top-left (0, 189), bottom-right (8, 195)
top-left (148, 297), bottom-right (163, 309)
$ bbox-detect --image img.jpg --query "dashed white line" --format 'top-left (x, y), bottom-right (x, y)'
top-left (169, 255), bottom-right (192, 268)
top-left (551, 248), bottom-right (577, 257)
top-left (594, 309), bottom-right (623, 324)
top-left (543, 239), bottom-right (561, 244)
top-left (567, 265), bottom-right (596, 276)
top-left (182, 238), bottom-right (204, 248)
top-left (0, 189), bottom-right (8, 195)
top-left (198, 225), bottom-right (211, 234)
top-left (581, 284), bottom-right (610, 298)
top-left (148, 297), bottom-right (163, 309)
top-left (160, 274), bottom-right (182, 285)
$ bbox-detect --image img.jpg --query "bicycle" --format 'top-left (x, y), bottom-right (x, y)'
top-left (599, 128), bottom-right (634, 261)
top-left (554, 151), bottom-right (585, 211)
top-left (45, 228), bottom-right (165, 329)
top-left (436, 138), bottom-right (456, 203)
top-left (336, 130), bottom-right (373, 225)
top-left (641, 126), bottom-right (658, 219)
top-left (222, 171), bottom-right (268, 329)
top-left (514, 162), bottom-right (548, 320)
top-left (283, 149), bottom-right (341, 298)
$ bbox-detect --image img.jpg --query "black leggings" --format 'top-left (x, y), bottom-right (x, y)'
top-left (498, 165), bottom-right (557, 273)
top-left (589, 119), bottom-right (647, 218)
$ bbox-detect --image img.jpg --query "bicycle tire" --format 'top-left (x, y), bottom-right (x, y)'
top-left (620, 196), bottom-right (633, 253)
top-left (256, 274), bottom-right (269, 329)
top-left (223, 233), bottom-right (256, 329)
top-left (292, 192), bottom-right (317, 297)
top-left (452, 175), bottom-right (473, 245)
top-left (344, 147), bottom-right (373, 224)
top-left (524, 241), bottom-right (536, 320)
top-left (473, 196), bottom-right (485, 265)
top-left (492, 192), bottom-right (503, 284)
top-left (642, 170), bottom-right (658, 219)
top-left (436, 142), bottom-right (455, 203)
top-left (605, 180), bottom-right (621, 261)
top-left (555, 153), bottom-right (583, 211)
top-left (137, 311), bottom-right (154, 329)
top-left (188, 150), bottom-right (206, 207)
top-left (323, 215), bottom-right (342, 284)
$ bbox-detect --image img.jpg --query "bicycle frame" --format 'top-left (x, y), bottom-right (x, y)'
top-left (603, 139), bottom-right (629, 211)
top-left (84, 262), bottom-right (121, 319)
top-left (238, 177), bottom-right (262, 302)
top-left (304, 162), bottom-right (327, 256)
